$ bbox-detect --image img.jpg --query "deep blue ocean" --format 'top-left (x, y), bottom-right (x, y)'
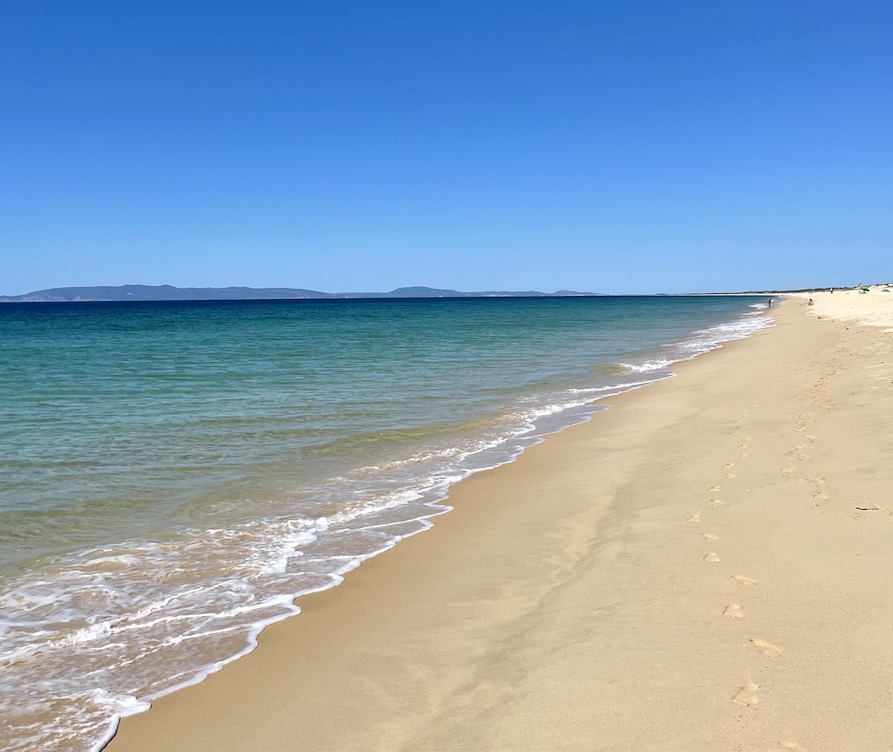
top-left (0, 295), bottom-right (769, 751)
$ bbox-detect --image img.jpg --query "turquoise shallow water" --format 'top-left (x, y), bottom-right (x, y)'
top-left (0, 296), bottom-right (769, 751)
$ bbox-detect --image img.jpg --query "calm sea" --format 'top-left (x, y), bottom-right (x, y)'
top-left (0, 296), bottom-right (769, 751)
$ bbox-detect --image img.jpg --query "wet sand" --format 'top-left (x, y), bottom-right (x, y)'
top-left (107, 298), bottom-right (893, 751)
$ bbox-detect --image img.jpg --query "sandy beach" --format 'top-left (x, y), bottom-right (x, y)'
top-left (795, 285), bottom-right (893, 331)
top-left (106, 296), bottom-right (893, 752)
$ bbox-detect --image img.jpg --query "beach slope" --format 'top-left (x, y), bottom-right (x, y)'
top-left (108, 299), bottom-right (893, 751)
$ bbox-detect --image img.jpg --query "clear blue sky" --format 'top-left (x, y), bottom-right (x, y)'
top-left (1, 0), bottom-right (890, 295)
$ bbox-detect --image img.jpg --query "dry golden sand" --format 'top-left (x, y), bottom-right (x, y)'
top-left (107, 299), bottom-right (893, 752)
top-left (793, 285), bottom-right (893, 332)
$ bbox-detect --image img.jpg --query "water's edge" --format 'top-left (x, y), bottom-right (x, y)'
top-left (94, 309), bottom-right (773, 752)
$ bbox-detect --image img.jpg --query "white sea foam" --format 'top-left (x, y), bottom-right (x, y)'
top-left (619, 308), bottom-right (771, 375)
top-left (619, 359), bottom-right (675, 373)
top-left (567, 379), bottom-right (657, 394)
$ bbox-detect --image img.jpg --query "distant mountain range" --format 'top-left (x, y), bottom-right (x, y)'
top-left (0, 284), bottom-right (600, 303)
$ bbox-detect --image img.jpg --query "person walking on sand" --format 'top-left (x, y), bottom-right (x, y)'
top-left (767, 297), bottom-right (773, 308)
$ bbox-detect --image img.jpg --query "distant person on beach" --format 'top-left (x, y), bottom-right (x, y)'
top-left (807, 298), bottom-right (814, 306)
top-left (767, 298), bottom-right (773, 308)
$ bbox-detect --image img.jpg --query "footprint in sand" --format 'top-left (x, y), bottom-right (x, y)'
top-left (701, 532), bottom-right (719, 540)
top-left (723, 604), bottom-right (744, 619)
top-left (707, 485), bottom-right (721, 493)
top-left (798, 453), bottom-right (811, 461)
top-left (687, 513), bottom-right (701, 523)
top-left (733, 680), bottom-right (760, 706)
top-left (741, 452), bottom-right (750, 458)
top-left (780, 741), bottom-right (805, 750)
top-left (725, 473), bottom-right (737, 479)
top-left (703, 552), bottom-right (721, 563)
top-left (782, 466), bottom-right (796, 475)
top-left (751, 639), bottom-right (782, 657)
top-left (733, 574), bottom-right (758, 587)
top-left (723, 462), bottom-right (735, 469)
top-left (710, 499), bottom-right (725, 507)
